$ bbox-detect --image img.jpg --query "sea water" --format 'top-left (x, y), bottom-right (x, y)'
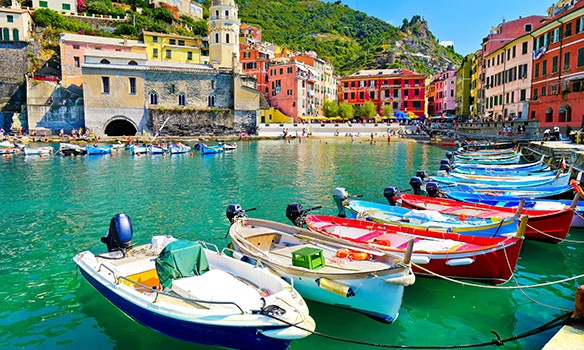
top-left (0, 139), bottom-right (581, 349)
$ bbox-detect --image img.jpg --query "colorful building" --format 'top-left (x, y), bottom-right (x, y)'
top-left (239, 25), bottom-right (273, 95)
top-left (529, 0), bottom-right (584, 130)
top-left (142, 31), bottom-right (208, 65)
top-left (470, 49), bottom-right (484, 119)
top-left (59, 33), bottom-right (146, 87)
top-left (340, 69), bottom-right (425, 117)
top-left (482, 16), bottom-right (543, 120)
top-left (0, 6), bottom-right (32, 42)
top-left (148, 0), bottom-right (203, 20)
top-left (456, 55), bottom-right (473, 119)
top-left (209, 0), bottom-right (240, 72)
top-left (432, 69), bottom-right (456, 116)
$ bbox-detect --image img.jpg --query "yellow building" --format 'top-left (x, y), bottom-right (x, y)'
top-left (257, 107), bottom-right (293, 124)
top-left (143, 31), bottom-right (208, 65)
top-left (0, 7), bottom-right (32, 42)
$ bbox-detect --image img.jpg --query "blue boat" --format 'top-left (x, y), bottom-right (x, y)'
top-left (128, 144), bottom-right (148, 154)
top-left (443, 183), bottom-right (575, 200)
top-left (429, 171), bottom-right (570, 188)
top-left (74, 214), bottom-right (315, 350)
top-left (86, 144), bottom-right (113, 155)
top-left (198, 142), bottom-right (224, 154)
top-left (332, 188), bottom-right (521, 238)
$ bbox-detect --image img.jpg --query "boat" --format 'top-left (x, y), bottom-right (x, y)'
top-left (398, 193), bottom-right (577, 244)
top-left (452, 154), bottom-right (521, 165)
top-left (148, 145), bottom-right (167, 154)
top-left (74, 213), bottom-right (315, 350)
top-left (449, 156), bottom-right (550, 174)
top-left (333, 188), bottom-right (521, 238)
top-left (59, 143), bottom-right (87, 156)
top-left (442, 183), bottom-right (575, 200)
top-left (23, 146), bottom-right (54, 156)
top-left (303, 214), bottom-right (526, 285)
top-left (168, 143), bottom-right (191, 154)
top-left (198, 143), bottom-right (224, 154)
top-left (226, 206), bottom-right (415, 323)
top-left (128, 144), bottom-right (148, 154)
top-left (221, 142), bottom-right (238, 151)
top-left (428, 171), bottom-right (570, 189)
top-left (86, 144), bottom-right (113, 155)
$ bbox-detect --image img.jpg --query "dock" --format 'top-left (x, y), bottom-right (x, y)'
top-left (542, 285), bottom-right (584, 349)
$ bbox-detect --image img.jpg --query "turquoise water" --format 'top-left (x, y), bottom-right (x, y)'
top-left (0, 139), bottom-right (581, 349)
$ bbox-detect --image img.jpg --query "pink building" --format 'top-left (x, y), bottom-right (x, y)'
top-left (482, 16), bottom-right (544, 120)
top-left (267, 60), bottom-right (318, 121)
top-left (59, 33), bottom-right (146, 87)
top-left (432, 70), bottom-right (456, 116)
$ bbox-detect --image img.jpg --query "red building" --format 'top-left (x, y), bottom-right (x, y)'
top-left (530, 0), bottom-right (584, 130)
top-left (339, 69), bottom-right (425, 117)
top-left (239, 25), bottom-right (273, 95)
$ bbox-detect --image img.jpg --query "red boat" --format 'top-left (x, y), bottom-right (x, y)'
top-left (399, 193), bottom-right (577, 244)
top-left (304, 215), bottom-right (527, 285)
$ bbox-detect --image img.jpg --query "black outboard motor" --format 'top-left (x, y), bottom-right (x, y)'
top-left (383, 187), bottom-right (398, 206)
top-left (415, 171), bottom-right (427, 182)
top-left (440, 158), bottom-right (451, 166)
top-left (226, 204), bottom-right (245, 223)
top-left (286, 203), bottom-right (306, 227)
top-left (446, 151), bottom-right (453, 160)
top-left (333, 187), bottom-right (349, 217)
top-left (439, 163), bottom-right (451, 173)
top-left (101, 213), bottom-right (133, 252)
top-left (409, 176), bottom-right (422, 195)
top-left (426, 182), bottom-right (440, 197)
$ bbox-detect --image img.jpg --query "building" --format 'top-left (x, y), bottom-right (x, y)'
top-left (148, 0), bottom-right (203, 20)
top-left (60, 33), bottom-right (146, 87)
top-left (32, 0), bottom-right (77, 14)
top-left (482, 16), bottom-right (543, 121)
top-left (208, 0), bottom-right (240, 72)
top-left (340, 69), bottom-right (425, 117)
top-left (455, 55), bottom-right (473, 119)
top-left (470, 49), bottom-right (484, 119)
top-left (529, 0), bottom-right (584, 130)
top-left (432, 69), bottom-right (456, 116)
top-left (0, 6), bottom-right (32, 42)
top-left (142, 31), bottom-right (208, 65)
top-left (239, 25), bottom-right (273, 95)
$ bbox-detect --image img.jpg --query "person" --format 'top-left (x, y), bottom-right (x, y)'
top-left (370, 132), bottom-right (374, 141)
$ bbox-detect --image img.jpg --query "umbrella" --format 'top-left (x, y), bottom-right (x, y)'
top-left (393, 111), bottom-right (407, 120)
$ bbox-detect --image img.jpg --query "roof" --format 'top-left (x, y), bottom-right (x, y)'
top-left (60, 33), bottom-right (146, 47)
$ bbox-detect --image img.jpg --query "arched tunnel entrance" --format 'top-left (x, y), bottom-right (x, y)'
top-left (104, 118), bottom-right (138, 136)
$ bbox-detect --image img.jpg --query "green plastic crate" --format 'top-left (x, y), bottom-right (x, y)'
top-left (291, 247), bottom-right (325, 270)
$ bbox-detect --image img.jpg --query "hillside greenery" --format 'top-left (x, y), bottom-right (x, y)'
top-left (29, 0), bottom-right (462, 76)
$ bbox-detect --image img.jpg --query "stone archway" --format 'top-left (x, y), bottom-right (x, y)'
top-left (103, 116), bottom-right (138, 136)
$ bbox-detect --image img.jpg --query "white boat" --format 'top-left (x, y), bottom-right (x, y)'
top-left (168, 143), bottom-right (191, 154)
top-left (24, 146), bottom-right (54, 156)
top-left (221, 142), bottom-right (238, 151)
top-left (74, 214), bottom-right (315, 350)
top-left (148, 145), bottom-right (167, 154)
top-left (227, 209), bottom-right (415, 323)
top-left (128, 145), bottom-right (148, 154)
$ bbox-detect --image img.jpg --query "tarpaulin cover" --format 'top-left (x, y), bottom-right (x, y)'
top-left (155, 240), bottom-right (209, 289)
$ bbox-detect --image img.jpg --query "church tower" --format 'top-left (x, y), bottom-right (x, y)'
top-left (208, 0), bottom-right (241, 73)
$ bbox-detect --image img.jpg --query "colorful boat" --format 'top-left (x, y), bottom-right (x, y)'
top-left (197, 143), bottom-right (224, 154)
top-left (128, 144), bottom-right (148, 154)
top-left (168, 143), bottom-right (191, 154)
top-left (304, 214), bottom-right (526, 285)
top-left (227, 209), bottom-right (415, 323)
top-left (333, 189), bottom-right (522, 238)
top-left (399, 193), bottom-right (577, 243)
top-left (429, 171), bottom-right (570, 188)
top-left (86, 144), bottom-right (113, 155)
top-left (74, 214), bottom-right (315, 350)
top-left (450, 156), bottom-right (549, 174)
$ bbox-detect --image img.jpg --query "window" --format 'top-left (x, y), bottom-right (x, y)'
top-left (187, 51), bottom-right (192, 60)
top-left (7, 15), bottom-right (13, 23)
top-left (565, 23), bottom-right (572, 37)
top-left (215, 33), bottom-right (219, 43)
top-left (226, 34), bottom-right (230, 44)
top-left (522, 42), bottom-right (528, 54)
top-left (533, 88), bottom-right (538, 100)
top-left (393, 89), bottom-right (399, 97)
top-left (129, 78), bottom-right (136, 95)
top-left (128, 60), bottom-right (138, 65)
top-left (39, 1), bottom-right (48, 7)
top-left (350, 92), bottom-right (355, 99)
top-left (520, 89), bottom-right (526, 101)
top-left (541, 60), bottom-right (547, 75)
top-left (344, 92), bottom-right (348, 100)
top-left (178, 93), bottom-right (186, 106)
top-left (541, 86), bottom-right (547, 96)
top-left (512, 46), bottom-right (516, 58)
top-left (153, 48), bottom-right (158, 58)
top-left (102, 77), bottom-right (110, 94)
top-left (208, 95), bottom-right (215, 106)
top-left (578, 47), bottom-right (584, 67)
top-left (12, 29), bottom-right (19, 41)
top-left (166, 50), bottom-right (171, 59)
top-left (525, 24), bottom-right (532, 32)
top-left (150, 92), bottom-right (158, 105)
top-left (153, 36), bottom-right (158, 43)
top-left (369, 91), bottom-right (375, 99)
top-left (535, 62), bottom-right (540, 78)
top-left (100, 59), bottom-right (110, 64)
top-left (62, 3), bottom-right (71, 10)
top-left (552, 56), bottom-right (558, 73)
top-left (74, 56), bottom-right (80, 68)
top-left (578, 18), bottom-right (584, 33)
top-left (2, 28), bottom-right (7, 41)
top-left (73, 45), bottom-right (79, 49)
top-left (178, 40), bottom-right (185, 46)
top-left (169, 39), bottom-right (176, 45)
top-left (564, 52), bottom-right (570, 70)
top-left (359, 92), bottom-right (364, 99)
top-left (551, 28), bottom-right (560, 43)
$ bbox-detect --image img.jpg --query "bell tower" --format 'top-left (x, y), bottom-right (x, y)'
top-left (208, 0), bottom-right (241, 73)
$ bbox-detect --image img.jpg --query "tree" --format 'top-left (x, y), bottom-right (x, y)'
top-left (338, 103), bottom-right (354, 120)
top-left (322, 99), bottom-right (339, 118)
top-left (362, 101), bottom-right (376, 118)
top-left (383, 104), bottom-right (393, 117)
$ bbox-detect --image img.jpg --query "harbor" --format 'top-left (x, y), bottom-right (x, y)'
top-left (1, 138), bottom-right (583, 349)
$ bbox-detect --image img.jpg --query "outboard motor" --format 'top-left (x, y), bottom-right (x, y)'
top-left (446, 151), bottom-right (453, 160)
top-left (333, 187), bottom-right (349, 217)
top-left (440, 158), bottom-right (451, 167)
top-left (383, 187), bottom-right (398, 206)
top-left (415, 170), bottom-right (427, 182)
top-left (101, 213), bottom-right (133, 253)
top-left (409, 176), bottom-right (422, 195)
top-left (226, 204), bottom-right (245, 223)
top-left (286, 203), bottom-right (306, 227)
top-left (426, 182), bottom-right (440, 198)
top-left (439, 163), bottom-right (451, 173)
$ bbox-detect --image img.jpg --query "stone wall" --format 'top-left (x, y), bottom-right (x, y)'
top-left (0, 42), bottom-right (36, 112)
top-left (456, 119), bottom-right (541, 141)
top-left (149, 108), bottom-right (240, 136)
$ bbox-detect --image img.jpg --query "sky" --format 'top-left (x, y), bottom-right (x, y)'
top-left (328, 0), bottom-right (554, 55)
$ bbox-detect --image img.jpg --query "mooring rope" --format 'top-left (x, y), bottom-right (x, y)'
top-left (526, 221), bottom-right (584, 244)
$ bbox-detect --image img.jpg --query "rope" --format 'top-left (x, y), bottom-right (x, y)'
top-left (526, 222), bottom-right (584, 244)
top-left (263, 307), bottom-right (573, 349)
